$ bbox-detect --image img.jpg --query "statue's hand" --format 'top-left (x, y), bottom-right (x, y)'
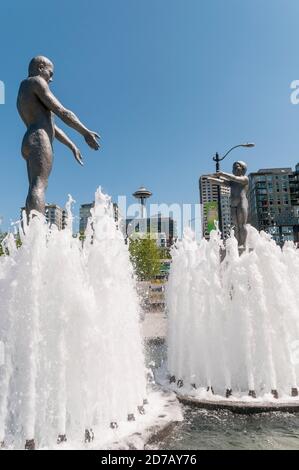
top-left (214, 172), bottom-right (228, 180)
top-left (84, 130), bottom-right (100, 150)
top-left (72, 147), bottom-right (84, 166)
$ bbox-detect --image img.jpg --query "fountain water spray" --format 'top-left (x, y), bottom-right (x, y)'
top-left (0, 188), bottom-right (146, 449)
top-left (167, 226), bottom-right (299, 401)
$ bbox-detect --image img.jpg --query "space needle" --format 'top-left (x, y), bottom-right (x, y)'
top-left (132, 186), bottom-right (152, 218)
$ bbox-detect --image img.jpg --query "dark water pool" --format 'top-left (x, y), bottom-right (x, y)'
top-left (158, 407), bottom-right (299, 450)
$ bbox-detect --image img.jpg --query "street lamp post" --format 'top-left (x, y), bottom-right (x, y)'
top-left (212, 143), bottom-right (255, 235)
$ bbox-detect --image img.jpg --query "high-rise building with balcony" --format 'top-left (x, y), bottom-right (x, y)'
top-left (199, 175), bottom-right (231, 240)
top-left (248, 164), bottom-right (299, 244)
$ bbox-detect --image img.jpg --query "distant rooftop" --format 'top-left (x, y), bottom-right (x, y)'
top-left (257, 168), bottom-right (292, 174)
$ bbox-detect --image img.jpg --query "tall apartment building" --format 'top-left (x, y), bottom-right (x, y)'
top-left (79, 202), bottom-right (119, 233)
top-left (248, 164), bottom-right (299, 243)
top-left (199, 175), bottom-right (231, 240)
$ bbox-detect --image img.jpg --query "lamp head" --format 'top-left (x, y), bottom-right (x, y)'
top-left (241, 143), bottom-right (255, 148)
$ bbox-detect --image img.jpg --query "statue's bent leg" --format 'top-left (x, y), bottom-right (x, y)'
top-left (24, 131), bottom-right (53, 217)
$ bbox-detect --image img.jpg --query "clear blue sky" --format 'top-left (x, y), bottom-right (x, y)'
top-left (1, 0), bottom-right (299, 230)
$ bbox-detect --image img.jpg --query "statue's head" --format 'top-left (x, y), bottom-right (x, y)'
top-left (28, 56), bottom-right (54, 84)
top-left (233, 161), bottom-right (247, 176)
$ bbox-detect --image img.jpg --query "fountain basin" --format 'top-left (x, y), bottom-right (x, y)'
top-left (176, 393), bottom-right (299, 414)
top-left (48, 389), bottom-right (182, 450)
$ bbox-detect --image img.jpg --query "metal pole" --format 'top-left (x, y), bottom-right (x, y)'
top-left (140, 198), bottom-right (144, 218)
top-left (212, 143), bottom-right (254, 239)
top-left (215, 152), bottom-right (223, 235)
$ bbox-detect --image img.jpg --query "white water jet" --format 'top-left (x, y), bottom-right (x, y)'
top-left (0, 188), bottom-right (146, 448)
top-left (167, 226), bottom-right (299, 400)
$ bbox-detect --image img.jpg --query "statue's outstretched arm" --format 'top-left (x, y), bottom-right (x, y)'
top-left (55, 125), bottom-right (83, 166)
top-left (33, 77), bottom-right (100, 150)
top-left (216, 172), bottom-right (248, 185)
top-left (207, 176), bottom-right (228, 186)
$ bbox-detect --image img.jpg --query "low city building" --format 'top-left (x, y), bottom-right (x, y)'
top-left (46, 204), bottom-right (68, 230)
top-left (21, 204), bottom-right (68, 230)
top-left (123, 214), bottom-right (177, 247)
top-left (79, 202), bottom-right (119, 233)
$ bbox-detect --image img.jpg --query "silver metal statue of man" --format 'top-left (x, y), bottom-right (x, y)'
top-left (17, 56), bottom-right (100, 216)
top-left (209, 161), bottom-right (249, 247)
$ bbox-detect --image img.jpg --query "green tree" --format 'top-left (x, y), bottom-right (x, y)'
top-left (0, 231), bottom-right (22, 255)
top-left (0, 232), bottom-right (7, 256)
top-left (129, 234), bottom-right (161, 281)
top-left (159, 247), bottom-right (172, 259)
top-left (15, 232), bottom-right (22, 249)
